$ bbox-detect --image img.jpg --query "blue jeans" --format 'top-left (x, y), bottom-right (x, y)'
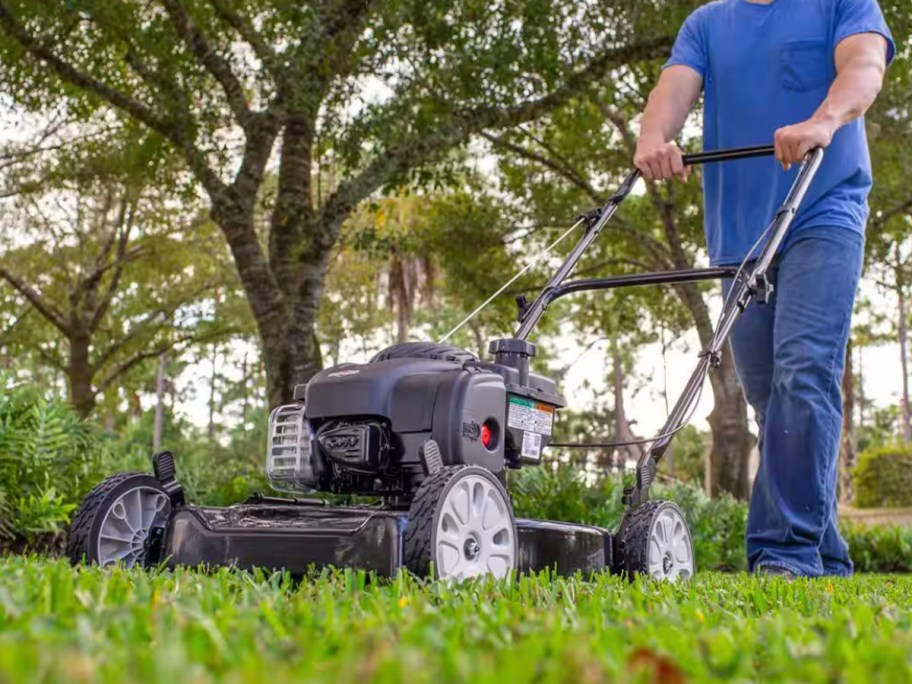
top-left (727, 226), bottom-right (864, 577)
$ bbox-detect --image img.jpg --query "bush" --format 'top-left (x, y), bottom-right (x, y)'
top-left (0, 380), bottom-right (107, 541)
top-left (510, 465), bottom-right (748, 571)
top-left (842, 522), bottom-right (912, 573)
top-left (512, 464), bottom-right (912, 574)
top-left (853, 444), bottom-right (912, 508)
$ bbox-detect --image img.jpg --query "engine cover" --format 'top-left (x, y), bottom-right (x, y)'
top-left (302, 357), bottom-right (507, 474)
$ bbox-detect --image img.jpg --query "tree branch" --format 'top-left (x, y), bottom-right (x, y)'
top-left (0, 265), bottom-right (69, 332)
top-left (96, 325), bottom-right (236, 392)
top-left (89, 279), bottom-right (224, 375)
top-left (88, 199), bottom-right (141, 330)
top-left (480, 130), bottom-right (602, 204)
top-left (872, 196), bottom-right (912, 230)
top-left (205, 0), bottom-right (280, 77)
top-left (320, 36), bottom-right (673, 242)
top-left (0, 2), bottom-right (226, 198)
top-left (159, 0), bottom-right (253, 127)
top-left (0, 3), bottom-right (171, 137)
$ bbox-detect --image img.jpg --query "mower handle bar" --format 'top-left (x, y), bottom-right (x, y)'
top-left (514, 144), bottom-right (810, 340)
top-left (680, 144), bottom-right (775, 166)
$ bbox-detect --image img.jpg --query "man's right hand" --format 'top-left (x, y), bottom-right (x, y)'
top-left (634, 139), bottom-right (690, 182)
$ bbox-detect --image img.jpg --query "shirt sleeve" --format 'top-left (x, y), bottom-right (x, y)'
top-left (663, 10), bottom-right (707, 79)
top-left (834, 0), bottom-right (895, 66)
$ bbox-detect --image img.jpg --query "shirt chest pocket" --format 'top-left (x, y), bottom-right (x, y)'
top-left (780, 40), bottom-right (832, 92)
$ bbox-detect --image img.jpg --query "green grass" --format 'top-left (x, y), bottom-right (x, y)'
top-left (1, 558), bottom-right (911, 683)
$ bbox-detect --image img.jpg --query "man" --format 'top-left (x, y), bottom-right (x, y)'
top-left (635, 0), bottom-right (894, 577)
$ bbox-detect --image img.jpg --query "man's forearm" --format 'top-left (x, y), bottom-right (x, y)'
top-left (812, 54), bottom-right (885, 133)
top-left (639, 78), bottom-right (696, 144)
top-left (774, 33), bottom-right (888, 167)
top-left (634, 66), bottom-right (703, 179)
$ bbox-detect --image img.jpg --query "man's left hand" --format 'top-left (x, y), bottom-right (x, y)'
top-left (774, 117), bottom-right (836, 170)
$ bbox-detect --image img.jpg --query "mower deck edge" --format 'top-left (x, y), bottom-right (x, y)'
top-left (163, 504), bottom-right (611, 577)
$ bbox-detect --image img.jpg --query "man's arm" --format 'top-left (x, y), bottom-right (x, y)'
top-left (775, 32), bottom-right (889, 169)
top-left (634, 66), bottom-right (704, 181)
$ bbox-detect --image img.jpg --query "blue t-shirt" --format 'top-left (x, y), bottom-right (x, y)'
top-left (665, 0), bottom-right (894, 265)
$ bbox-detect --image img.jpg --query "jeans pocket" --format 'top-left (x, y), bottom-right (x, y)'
top-left (780, 40), bottom-right (831, 92)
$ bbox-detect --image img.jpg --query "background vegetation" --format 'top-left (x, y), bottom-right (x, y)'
top-left (0, 1), bottom-right (910, 554)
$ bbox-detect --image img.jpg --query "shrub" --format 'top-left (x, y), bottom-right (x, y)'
top-left (510, 465), bottom-right (749, 571)
top-left (853, 444), bottom-right (912, 508)
top-left (842, 522), bottom-right (912, 573)
top-left (511, 464), bottom-right (912, 574)
top-left (0, 380), bottom-right (107, 540)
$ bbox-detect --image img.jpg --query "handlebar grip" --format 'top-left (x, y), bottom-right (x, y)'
top-left (681, 145), bottom-right (776, 166)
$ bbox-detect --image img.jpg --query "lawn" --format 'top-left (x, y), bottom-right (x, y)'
top-left (0, 558), bottom-right (911, 684)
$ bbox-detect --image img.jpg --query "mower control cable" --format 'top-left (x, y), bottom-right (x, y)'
top-left (438, 217), bottom-right (588, 342)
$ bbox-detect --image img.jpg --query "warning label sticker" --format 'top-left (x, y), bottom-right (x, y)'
top-left (507, 396), bottom-right (554, 435)
top-left (521, 431), bottom-right (542, 460)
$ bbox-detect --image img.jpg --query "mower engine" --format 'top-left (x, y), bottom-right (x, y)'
top-left (266, 340), bottom-right (564, 498)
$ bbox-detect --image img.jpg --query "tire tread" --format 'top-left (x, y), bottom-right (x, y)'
top-left (65, 472), bottom-right (161, 566)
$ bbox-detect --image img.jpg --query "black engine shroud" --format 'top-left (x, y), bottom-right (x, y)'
top-left (290, 350), bottom-right (565, 496)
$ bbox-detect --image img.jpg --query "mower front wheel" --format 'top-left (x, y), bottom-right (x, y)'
top-left (614, 500), bottom-right (694, 581)
top-left (66, 473), bottom-right (172, 568)
top-left (404, 465), bottom-right (517, 580)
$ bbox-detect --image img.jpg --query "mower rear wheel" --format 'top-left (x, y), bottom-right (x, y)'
top-left (404, 465), bottom-right (516, 580)
top-left (371, 342), bottom-right (478, 365)
top-left (614, 500), bottom-right (694, 581)
top-left (66, 473), bottom-right (172, 568)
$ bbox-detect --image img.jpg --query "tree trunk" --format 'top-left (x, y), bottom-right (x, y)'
top-left (898, 281), bottom-right (911, 442)
top-left (67, 330), bottom-right (96, 418)
top-left (210, 198), bottom-right (326, 409)
top-left (839, 340), bottom-right (856, 504)
top-left (207, 343), bottom-right (219, 441)
top-left (609, 337), bottom-right (641, 473)
top-left (390, 247), bottom-right (411, 343)
top-left (153, 352), bottom-right (166, 453)
top-left (706, 347), bottom-right (755, 499)
top-left (857, 345), bottom-right (865, 429)
top-left (674, 281), bottom-right (754, 499)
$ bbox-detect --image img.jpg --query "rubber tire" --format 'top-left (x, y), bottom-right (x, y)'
top-left (371, 341), bottom-right (478, 365)
top-left (404, 465), bottom-right (516, 579)
top-left (66, 472), bottom-right (170, 567)
top-left (613, 500), bottom-right (695, 580)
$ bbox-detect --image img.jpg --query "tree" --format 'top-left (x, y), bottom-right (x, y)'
top-left (0, 142), bottom-right (239, 417)
top-left (0, 0), bottom-right (681, 406)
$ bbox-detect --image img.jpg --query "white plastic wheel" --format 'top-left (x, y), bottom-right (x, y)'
top-left (647, 505), bottom-right (694, 581)
top-left (97, 486), bottom-right (171, 567)
top-left (433, 471), bottom-right (516, 580)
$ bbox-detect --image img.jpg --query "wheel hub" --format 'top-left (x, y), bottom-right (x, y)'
top-left (463, 536), bottom-right (481, 561)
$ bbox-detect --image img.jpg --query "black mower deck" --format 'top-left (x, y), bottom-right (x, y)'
top-left (165, 502), bottom-right (611, 576)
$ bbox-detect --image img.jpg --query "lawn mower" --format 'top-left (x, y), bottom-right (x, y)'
top-left (66, 145), bottom-right (824, 581)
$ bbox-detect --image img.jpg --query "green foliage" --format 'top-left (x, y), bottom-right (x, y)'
top-left (658, 425), bottom-right (707, 486)
top-left (509, 465), bottom-right (628, 530)
top-left (856, 405), bottom-right (902, 455)
top-left (0, 379), bottom-right (106, 537)
top-left (109, 406), bottom-right (271, 507)
top-left (12, 489), bottom-right (75, 540)
top-left (2, 558), bottom-right (912, 683)
top-left (853, 444), bottom-right (912, 508)
top-left (510, 465), bottom-right (747, 571)
top-left (512, 464), bottom-right (912, 574)
top-left (842, 522), bottom-right (912, 574)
